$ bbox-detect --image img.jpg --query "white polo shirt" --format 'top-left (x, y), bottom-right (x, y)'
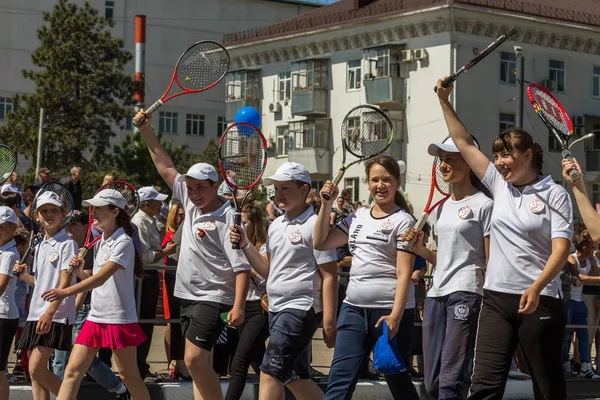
top-left (428, 192), bottom-right (493, 297)
top-left (87, 227), bottom-right (138, 324)
top-left (337, 207), bottom-right (416, 309)
top-left (247, 244), bottom-right (266, 302)
top-left (28, 229), bottom-right (77, 324)
top-left (482, 163), bottom-right (573, 298)
top-left (172, 174), bottom-right (251, 305)
top-left (570, 254), bottom-right (591, 303)
top-left (266, 206), bottom-right (337, 313)
top-left (0, 239), bottom-right (19, 320)
top-left (131, 210), bottom-right (163, 268)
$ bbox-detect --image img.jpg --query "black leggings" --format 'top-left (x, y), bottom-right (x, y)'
top-left (225, 300), bottom-right (269, 400)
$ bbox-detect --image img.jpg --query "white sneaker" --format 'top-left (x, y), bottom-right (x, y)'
top-left (579, 363), bottom-right (600, 379)
top-left (563, 361), bottom-right (572, 373)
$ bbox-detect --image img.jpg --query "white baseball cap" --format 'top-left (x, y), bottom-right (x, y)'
top-left (263, 162), bottom-right (311, 186)
top-left (138, 186), bottom-right (168, 202)
top-left (82, 189), bottom-right (127, 209)
top-left (427, 137), bottom-right (479, 157)
top-left (0, 206), bottom-right (17, 225)
top-left (177, 163), bottom-right (219, 183)
top-left (36, 191), bottom-right (63, 208)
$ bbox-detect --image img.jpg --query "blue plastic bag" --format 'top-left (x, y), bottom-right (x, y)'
top-left (373, 321), bottom-right (407, 375)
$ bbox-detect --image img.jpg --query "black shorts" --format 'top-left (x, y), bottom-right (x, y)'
top-left (19, 320), bottom-right (72, 352)
top-left (180, 300), bottom-right (232, 351)
top-left (0, 318), bottom-right (19, 370)
top-left (260, 307), bottom-right (322, 384)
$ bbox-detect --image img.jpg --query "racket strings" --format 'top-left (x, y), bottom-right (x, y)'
top-left (530, 86), bottom-right (570, 135)
top-left (30, 183), bottom-right (75, 238)
top-left (433, 158), bottom-right (452, 195)
top-left (177, 42), bottom-right (229, 91)
top-left (341, 106), bottom-right (393, 157)
top-left (102, 182), bottom-right (140, 216)
top-left (220, 128), bottom-right (266, 190)
top-left (0, 145), bottom-right (16, 182)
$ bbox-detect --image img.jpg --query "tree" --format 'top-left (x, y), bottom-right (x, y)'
top-left (0, 0), bottom-right (134, 173)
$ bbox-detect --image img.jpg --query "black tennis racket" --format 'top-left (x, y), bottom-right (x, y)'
top-left (218, 123), bottom-right (268, 249)
top-left (0, 145), bottom-right (17, 185)
top-left (323, 105), bottom-right (393, 200)
top-left (134, 40), bottom-right (230, 127)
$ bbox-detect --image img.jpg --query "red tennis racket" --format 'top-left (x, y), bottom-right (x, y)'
top-left (527, 82), bottom-right (581, 181)
top-left (133, 40), bottom-right (230, 127)
top-left (218, 123), bottom-right (267, 249)
top-left (67, 180), bottom-right (139, 274)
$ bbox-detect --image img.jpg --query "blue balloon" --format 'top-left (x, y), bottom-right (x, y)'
top-left (234, 107), bottom-right (261, 136)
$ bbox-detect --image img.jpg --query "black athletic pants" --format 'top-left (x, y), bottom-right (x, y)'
top-left (137, 270), bottom-right (160, 378)
top-left (468, 290), bottom-right (566, 400)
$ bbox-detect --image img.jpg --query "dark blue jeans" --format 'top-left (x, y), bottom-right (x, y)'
top-left (562, 299), bottom-right (590, 363)
top-left (325, 303), bottom-right (419, 400)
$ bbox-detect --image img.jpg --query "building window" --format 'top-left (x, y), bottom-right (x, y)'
top-left (365, 48), bottom-right (401, 79)
top-left (105, 1), bottom-right (114, 20)
top-left (278, 72), bottom-right (291, 101)
top-left (549, 60), bottom-right (565, 92)
top-left (311, 180), bottom-right (324, 193)
top-left (344, 178), bottom-right (360, 202)
top-left (287, 120), bottom-right (330, 150)
top-left (276, 125), bottom-right (290, 157)
top-left (548, 131), bottom-right (561, 152)
top-left (0, 97), bottom-right (14, 120)
top-left (593, 184), bottom-right (600, 208)
top-left (499, 113), bottom-right (515, 134)
top-left (292, 60), bottom-right (328, 91)
top-left (500, 52), bottom-right (516, 84)
top-left (594, 67), bottom-right (600, 98)
top-left (347, 59), bottom-right (362, 91)
top-left (185, 114), bottom-right (204, 136)
top-left (124, 116), bottom-right (132, 130)
top-left (159, 111), bottom-right (178, 134)
top-left (217, 116), bottom-right (226, 136)
top-left (592, 123), bottom-right (600, 150)
top-left (226, 70), bottom-right (260, 101)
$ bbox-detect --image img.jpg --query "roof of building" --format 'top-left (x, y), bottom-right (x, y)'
top-left (224, 0), bottom-right (600, 45)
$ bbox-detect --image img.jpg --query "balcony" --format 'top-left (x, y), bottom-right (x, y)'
top-left (225, 98), bottom-right (260, 122)
top-left (291, 89), bottom-right (328, 116)
top-left (365, 77), bottom-right (406, 109)
top-left (586, 151), bottom-right (600, 172)
top-left (287, 147), bottom-right (331, 175)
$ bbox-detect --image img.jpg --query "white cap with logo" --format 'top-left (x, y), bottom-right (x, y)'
top-left (36, 191), bottom-right (63, 208)
top-left (138, 186), bottom-right (168, 202)
top-left (177, 163), bottom-right (219, 183)
top-left (263, 162), bottom-right (311, 186)
top-left (427, 136), bottom-right (479, 157)
top-left (0, 206), bottom-right (17, 225)
top-left (82, 189), bottom-right (127, 210)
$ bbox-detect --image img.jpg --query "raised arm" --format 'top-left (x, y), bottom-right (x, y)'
top-left (133, 110), bottom-right (179, 190)
top-left (436, 79), bottom-right (491, 180)
top-left (563, 158), bottom-right (600, 242)
top-left (314, 181), bottom-right (350, 251)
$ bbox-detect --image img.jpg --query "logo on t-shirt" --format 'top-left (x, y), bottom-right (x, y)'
top-left (367, 221), bottom-right (394, 243)
top-left (48, 251), bottom-right (59, 263)
top-left (454, 304), bottom-right (469, 320)
top-left (457, 206), bottom-right (472, 220)
top-left (288, 230), bottom-right (302, 244)
top-left (378, 221), bottom-right (395, 234)
top-left (528, 198), bottom-right (545, 214)
top-left (103, 250), bottom-right (111, 261)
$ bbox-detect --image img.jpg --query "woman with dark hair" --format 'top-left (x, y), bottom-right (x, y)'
top-left (0, 191), bottom-right (31, 232)
top-left (436, 79), bottom-right (573, 400)
top-left (314, 154), bottom-right (419, 399)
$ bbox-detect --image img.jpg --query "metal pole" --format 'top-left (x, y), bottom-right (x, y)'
top-left (515, 46), bottom-right (524, 129)
top-left (35, 108), bottom-right (45, 177)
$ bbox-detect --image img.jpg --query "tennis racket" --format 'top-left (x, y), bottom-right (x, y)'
top-left (527, 82), bottom-right (581, 181)
top-left (323, 105), bottom-right (393, 200)
top-left (218, 123), bottom-right (267, 249)
top-left (435, 28), bottom-right (516, 92)
top-left (67, 180), bottom-right (139, 274)
top-left (0, 145), bottom-right (17, 185)
top-left (17, 182), bottom-right (74, 274)
top-left (133, 40), bottom-right (230, 127)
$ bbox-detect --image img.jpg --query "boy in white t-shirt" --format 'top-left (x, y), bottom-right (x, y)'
top-left (134, 110), bottom-right (250, 400)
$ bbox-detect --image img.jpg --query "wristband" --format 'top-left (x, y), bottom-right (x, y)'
top-left (241, 242), bottom-right (252, 251)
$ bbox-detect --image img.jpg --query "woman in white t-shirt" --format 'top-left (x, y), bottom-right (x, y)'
top-left (40, 189), bottom-right (150, 400)
top-left (314, 155), bottom-right (419, 400)
top-left (436, 79), bottom-right (573, 399)
top-left (405, 137), bottom-right (493, 399)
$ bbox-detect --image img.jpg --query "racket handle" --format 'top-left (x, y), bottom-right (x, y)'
top-left (399, 212), bottom-right (428, 251)
top-left (132, 100), bottom-right (163, 127)
top-left (67, 247), bottom-right (88, 275)
top-left (434, 75), bottom-right (457, 93)
top-left (562, 150), bottom-right (582, 181)
top-left (323, 169), bottom-right (345, 201)
top-left (232, 212), bottom-right (242, 250)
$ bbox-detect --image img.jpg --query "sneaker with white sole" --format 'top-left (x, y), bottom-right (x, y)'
top-left (563, 361), bottom-right (572, 373)
top-left (579, 362), bottom-right (600, 379)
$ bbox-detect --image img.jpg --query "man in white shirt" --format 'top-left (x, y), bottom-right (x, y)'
top-left (131, 186), bottom-right (176, 379)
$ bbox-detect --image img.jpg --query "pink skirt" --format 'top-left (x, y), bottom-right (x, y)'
top-left (75, 321), bottom-right (147, 350)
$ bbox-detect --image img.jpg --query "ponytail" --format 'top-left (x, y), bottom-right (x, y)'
top-left (114, 207), bottom-right (144, 278)
top-left (394, 190), bottom-right (411, 214)
top-left (469, 170), bottom-right (493, 199)
top-left (532, 143), bottom-right (544, 175)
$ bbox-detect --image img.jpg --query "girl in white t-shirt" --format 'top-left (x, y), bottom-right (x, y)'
top-left (13, 192), bottom-right (77, 400)
top-left (436, 79), bottom-right (573, 399)
top-left (405, 137), bottom-right (493, 399)
top-left (0, 206), bottom-right (19, 399)
top-left (314, 155), bottom-right (419, 400)
top-left (40, 189), bottom-right (150, 400)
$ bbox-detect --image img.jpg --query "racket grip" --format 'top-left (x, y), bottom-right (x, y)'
top-left (232, 212), bottom-right (242, 250)
top-left (132, 100), bottom-right (163, 127)
top-left (399, 212), bottom-right (428, 251)
top-left (323, 169), bottom-right (345, 200)
top-left (562, 150), bottom-right (582, 182)
top-left (434, 76), bottom-right (456, 93)
top-left (67, 247), bottom-right (88, 275)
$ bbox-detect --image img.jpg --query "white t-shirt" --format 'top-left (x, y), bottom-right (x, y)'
top-left (87, 228), bottom-right (138, 324)
top-left (428, 192), bottom-right (493, 297)
top-left (266, 206), bottom-right (337, 313)
top-left (337, 207), bottom-right (416, 309)
top-left (247, 244), bottom-right (266, 302)
top-left (0, 239), bottom-right (19, 320)
top-left (28, 229), bottom-right (77, 324)
top-left (570, 253), bottom-right (591, 303)
top-left (172, 174), bottom-right (251, 305)
top-left (482, 163), bottom-right (573, 298)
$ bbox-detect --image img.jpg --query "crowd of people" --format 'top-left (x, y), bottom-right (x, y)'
top-left (0, 77), bottom-right (599, 400)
